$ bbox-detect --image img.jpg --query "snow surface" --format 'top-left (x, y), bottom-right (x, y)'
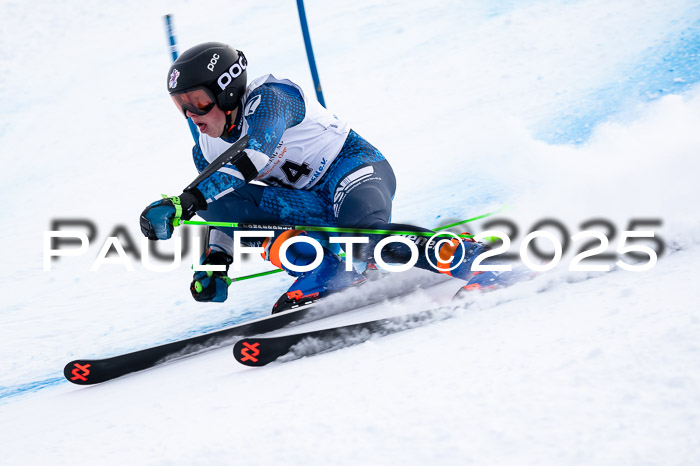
top-left (1, 0), bottom-right (700, 464)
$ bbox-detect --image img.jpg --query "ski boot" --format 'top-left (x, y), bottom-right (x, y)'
top-left (452, 267), bottom-right (534, 299)
top-left (434, 234), bottom-right (490, 281)
top-left (360, 261), bottom-right (391, 281)
top-left (266, 231), bottom-right (367, 314)
top-left (272, 249), bottom-right (367, 314)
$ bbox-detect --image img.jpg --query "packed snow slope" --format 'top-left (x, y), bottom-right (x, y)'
top-left (1, 0), bottom-right (699, 464)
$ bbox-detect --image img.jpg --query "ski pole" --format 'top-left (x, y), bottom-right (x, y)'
top-left (189, 208), bottom-right (505, 282)
top-left (183, 220), bottom-right (476, 239)
top-left (183, 207), bottom-right (503, 239)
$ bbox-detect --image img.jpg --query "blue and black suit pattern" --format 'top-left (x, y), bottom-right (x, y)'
top-left (192, 83), bottom-right (305, 201)
top-left (189, 80), bottom-right (448, 273)
top-left (192, 82), bottom-right (388, 227)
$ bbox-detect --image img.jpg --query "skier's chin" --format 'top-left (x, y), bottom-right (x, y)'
top-left (199, 124), bottom-right (225, 138)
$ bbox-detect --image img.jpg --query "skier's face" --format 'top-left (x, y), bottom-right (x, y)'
top-left (186, 104), bottom-right (227, 138)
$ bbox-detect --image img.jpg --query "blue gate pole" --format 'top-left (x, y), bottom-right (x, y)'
top-left (296, 0), bottom-right (326, 107)
top-left (163, 14), bottom-right (200, 143)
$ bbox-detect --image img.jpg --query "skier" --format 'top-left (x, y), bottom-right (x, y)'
top-left (139, 42), bottom-right (486, 312)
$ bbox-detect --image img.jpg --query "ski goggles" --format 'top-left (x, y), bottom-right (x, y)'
top-left (171, 87), bottom-right (216, 117)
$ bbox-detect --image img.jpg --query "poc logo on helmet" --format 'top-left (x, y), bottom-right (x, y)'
top-left (217, 55), bottom-right (247, 90)
top-left (207, 53), bottom-right (220, 72)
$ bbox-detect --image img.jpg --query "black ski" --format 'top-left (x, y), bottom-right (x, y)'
top-left (64, 271), bottom-right (450, 385)
top-left (233, 305), bottom-right (456, 367)
top-left (64, 305), bottom-right (316, 385)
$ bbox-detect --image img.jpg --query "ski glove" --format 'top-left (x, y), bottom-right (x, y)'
top-left (140, 190), bottom-right (205, 240)
top-left (190, 250), bottom-right (233, 303)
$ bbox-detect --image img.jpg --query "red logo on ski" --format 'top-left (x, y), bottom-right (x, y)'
top-left (70, 363), bottom-right (92, 382)
top-left (240, 342), bottom-right (260, 363)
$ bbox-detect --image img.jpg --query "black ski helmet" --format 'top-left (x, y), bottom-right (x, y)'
top-left (167, 42), bottom-right (247, 111)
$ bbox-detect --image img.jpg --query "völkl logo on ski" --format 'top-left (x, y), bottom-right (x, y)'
top-left (70, 363), bottom-right (91, 382)
top-left (239, 342), bottom-right (260, 363)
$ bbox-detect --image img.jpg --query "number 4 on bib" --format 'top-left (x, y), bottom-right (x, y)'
top-left (281, 160), bottom-right (312, 183)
